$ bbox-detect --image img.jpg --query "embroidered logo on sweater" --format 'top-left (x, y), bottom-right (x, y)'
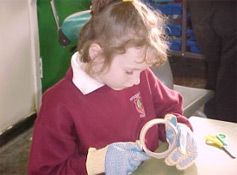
top-left (130, 92), bottom-right (145, 118)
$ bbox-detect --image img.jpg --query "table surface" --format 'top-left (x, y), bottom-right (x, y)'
top-left (133, 116), bottom-right (237, 175)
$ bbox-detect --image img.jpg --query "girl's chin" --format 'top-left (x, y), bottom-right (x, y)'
top-left (111, 86), bottom-right (132, 91)
top-left (111, 87), bottom-right (124, 91)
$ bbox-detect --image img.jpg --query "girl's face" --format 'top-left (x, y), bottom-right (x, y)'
top-left (96, 47), bottom-right (152, 90)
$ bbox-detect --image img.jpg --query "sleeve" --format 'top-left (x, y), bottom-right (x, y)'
top-left (145, 69), bottom-right (193, 141)
top-left (28, 93), bottom-right (88, 175)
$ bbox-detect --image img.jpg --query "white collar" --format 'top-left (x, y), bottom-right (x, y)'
top-left (71, 52), bottom-right (104, 95)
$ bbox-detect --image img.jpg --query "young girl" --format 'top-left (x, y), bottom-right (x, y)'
top-left (28, 0), bottom-right (196, 174)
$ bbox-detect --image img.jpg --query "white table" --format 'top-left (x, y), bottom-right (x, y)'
top-left (133, 116), bottom-right (237, 175)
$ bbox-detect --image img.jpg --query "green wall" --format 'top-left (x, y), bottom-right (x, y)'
top-left (37, 0), bottom-right (91, 92)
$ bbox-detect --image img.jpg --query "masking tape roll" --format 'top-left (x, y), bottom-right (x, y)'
top-left (139, 118), bottom-right (178, 159)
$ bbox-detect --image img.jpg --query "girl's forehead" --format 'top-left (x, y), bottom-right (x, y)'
top-left (114, 47), bottom-right (149, 69)
top-left (126, 47), bottom-right (146, 57)
top-left (124, 47), bottom-right (155, 64)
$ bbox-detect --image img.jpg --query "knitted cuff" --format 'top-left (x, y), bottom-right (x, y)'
top-left (86, 146), bottom-right (108, 175)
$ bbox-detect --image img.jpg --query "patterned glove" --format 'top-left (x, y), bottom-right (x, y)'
top-left (105, 142), bottom-right (150, 175)
top-left (165, 114), bottom-right (198, 170)
top-left (86, 142), bottom-right (150, 175)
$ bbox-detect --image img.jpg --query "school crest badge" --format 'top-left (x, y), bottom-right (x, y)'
top-left (130, 92), bottom-right (145, 118)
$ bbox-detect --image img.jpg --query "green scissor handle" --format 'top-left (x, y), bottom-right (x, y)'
top-left (216, 134), bottom-right (228, 146)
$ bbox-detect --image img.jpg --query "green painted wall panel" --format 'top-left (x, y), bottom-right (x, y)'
top-left (37, 0), bottom-right (91, 92)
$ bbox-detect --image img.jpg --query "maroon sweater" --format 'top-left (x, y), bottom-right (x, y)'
top-left (28, 68), bottom-right (192, 175)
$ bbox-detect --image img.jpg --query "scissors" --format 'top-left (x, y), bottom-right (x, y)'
top-left (205, 134), bottom-right (236, 159)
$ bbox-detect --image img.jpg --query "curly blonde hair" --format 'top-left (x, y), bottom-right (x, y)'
top-left (78, 0), bottom-right (168, 75)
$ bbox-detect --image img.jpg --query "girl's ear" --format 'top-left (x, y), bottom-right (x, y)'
top-left (89, 43), bottom-right (102, 60)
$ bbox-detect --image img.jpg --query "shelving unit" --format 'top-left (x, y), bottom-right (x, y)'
top-left (170, 0), bottom-right (204, 59)
top-left (148, 0), bottom-right (204, 59)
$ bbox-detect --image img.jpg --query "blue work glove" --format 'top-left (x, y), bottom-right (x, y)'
top-left (165, 114), bottom-right (198, 170)
top-left (86, 142), bottom-right (150, 175)
top-left (105, 142), bottom-right (150, 175)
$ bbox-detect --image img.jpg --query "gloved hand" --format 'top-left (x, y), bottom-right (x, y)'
top-left (105, 142), bottom-right (150, 175)
top-left (86, 142), bottom-right (150, 175)
top-left (165, 114), bottom-right (198, 170)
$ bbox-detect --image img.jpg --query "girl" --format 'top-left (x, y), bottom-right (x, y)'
top-left (28, 0), bottom-right (196, 174)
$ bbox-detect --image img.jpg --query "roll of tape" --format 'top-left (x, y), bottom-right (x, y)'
top-left (139, 118), bottom-right (178, 159)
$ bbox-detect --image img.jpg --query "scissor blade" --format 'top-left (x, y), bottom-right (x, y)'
top-left (223, 146), bottom-right (236, 159)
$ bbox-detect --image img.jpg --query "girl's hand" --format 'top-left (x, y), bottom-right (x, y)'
top-left (86, 142), bottom-right (150, 175)
top-left (105, 142), bottom-right (150, 175)
top-left (165, 114), bottom-right (198, 170)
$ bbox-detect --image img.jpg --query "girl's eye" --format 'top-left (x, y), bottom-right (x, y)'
top-left (126, 70), bottom-right (133, 75)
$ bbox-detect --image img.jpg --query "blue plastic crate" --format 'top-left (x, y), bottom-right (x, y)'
top-left (166, 23), bottom-right (182, 36)
top-left (186, 40), bottom-right (202, 53)
top-left (150, 3), bottom-right (182, 15)
top-left (186, 29), bottom-right (196, 41)
top-left (168, 38), bottom-right (181, 51)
